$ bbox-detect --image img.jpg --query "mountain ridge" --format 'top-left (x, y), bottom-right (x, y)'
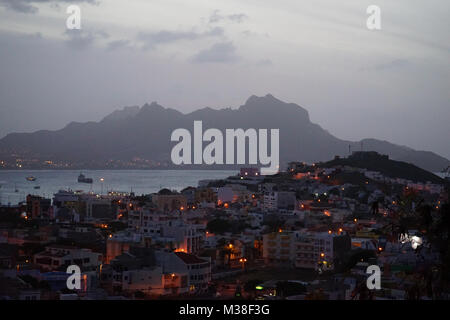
top-left (0, 94), bottom-right (448, 172)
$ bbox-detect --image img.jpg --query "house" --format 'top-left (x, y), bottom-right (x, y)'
top-left (152, 191), bottom-right (187, 212)
top-left (34, 245), bottom-right (102, 272)
top-left (155, 251), bottom-right (211, 293)
top-left (26, 195), bottom-right (51, 219)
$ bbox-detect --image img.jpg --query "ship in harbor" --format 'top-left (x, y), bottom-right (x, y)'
top-left (77, 173), bottom-right (93, 184)
top-left (26, 176), bottom-right (36, 181)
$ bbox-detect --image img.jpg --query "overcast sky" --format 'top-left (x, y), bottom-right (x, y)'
top-left (0, 0), bottom-right (449, 158)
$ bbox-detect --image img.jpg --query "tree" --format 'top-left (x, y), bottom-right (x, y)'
top-left (338, 249), bottom-right (377, 273)
top-left (243, 279), bottom-right (263, 296)
top-left (262, 215), bottom-right (284, 233)
top-left (276, 281), bottom-right (306, 298)
top-left (134, 290), bottom-right (146, 299)
top-left (207, 219), bottom-right (231, 234)
top-left (371, 201), bottom-right (379, 215)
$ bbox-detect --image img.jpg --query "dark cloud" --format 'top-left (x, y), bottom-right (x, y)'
top-left (209, 10), bottom-right (248, 24)
top-left (191, 42), bottom-right (239, 64)
top-left (106, 39), bottom-right (131, 51)
top-left (64, 29), bottom-right (108, 50)
top-left (375, 59), bottom-right (410, 71)
top-left (0, 0), bottom-right (98, 14)
top-left (256, 59), bottom-right (273, 66)
top-left (359, 59), bottom-right (411, 72)
top-left (137, 27), bottom-right (223, 50)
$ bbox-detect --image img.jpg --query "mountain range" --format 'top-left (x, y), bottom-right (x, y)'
top-left (0, 94), bottom-right (449, 172)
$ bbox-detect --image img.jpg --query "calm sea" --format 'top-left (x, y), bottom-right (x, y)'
top-left (0, 170), bottom-right (235, 205)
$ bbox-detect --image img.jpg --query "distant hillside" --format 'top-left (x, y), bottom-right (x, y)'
top-left (0, 94), bottom-right (449, 172)
top-left (322, 151), bottom-right (444, 184)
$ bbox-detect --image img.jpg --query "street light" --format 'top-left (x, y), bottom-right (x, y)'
top-left (100, 178), bottom-right (104, 194)
top-left (239, 258), bottom-right (247, 270)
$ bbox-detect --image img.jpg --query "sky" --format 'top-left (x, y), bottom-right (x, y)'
top-left (0, 0), bottom-right (449, 158)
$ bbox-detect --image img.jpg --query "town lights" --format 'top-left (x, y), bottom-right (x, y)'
top-left (354, 218), bottom-right (358, 222)
top-left (100, 178), bottom-right (105, 195)
top-left (328, 230), bottom-right (332, 234)
top-left (339, 228), bottom-right (343, 233)
top-left (320, 253), bottom-right (325, 258)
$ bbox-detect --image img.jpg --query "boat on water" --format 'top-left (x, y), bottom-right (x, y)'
top-left (34, 186), bottom-right (40, 189)
top-left (26, 176), bottom-right (37, 181)
top-left (78, 173), bottom-right (93, 184)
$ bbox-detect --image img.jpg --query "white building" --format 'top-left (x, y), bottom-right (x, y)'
top-left (155, 251), bottom-right (211, 293)
top-left (34, 245), bottom-right (102, 271)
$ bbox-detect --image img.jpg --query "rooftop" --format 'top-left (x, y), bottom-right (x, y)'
top-left (174, 252), bottom-right (208, 265)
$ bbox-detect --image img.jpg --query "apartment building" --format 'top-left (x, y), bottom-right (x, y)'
top-left (263, 231), bottom-right (351, 270)
top-left (128, 210), bottom-right (204, 254)
top-left (263, 191), bottom-right (296, 211)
